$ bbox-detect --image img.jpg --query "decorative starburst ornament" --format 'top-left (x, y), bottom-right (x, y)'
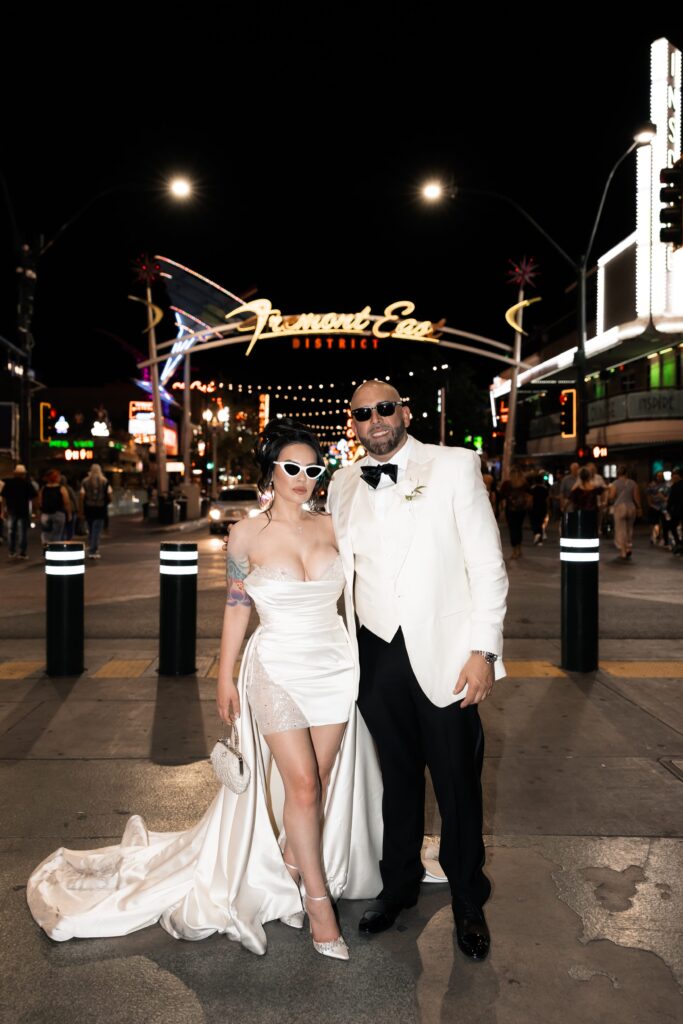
top-left (132, 253), bottom-right (161, 285)
top-left (507, 257), bottom-right (540, 289)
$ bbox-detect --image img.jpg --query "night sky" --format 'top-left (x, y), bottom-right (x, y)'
top-left (2, 20), bottom-right (680, 400)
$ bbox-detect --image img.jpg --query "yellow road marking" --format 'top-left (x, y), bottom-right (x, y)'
top-left (91, 659), bottom-right (154, 678)
top-left (504, 660), bottom-right (566, 678)
top-left (195, 656), bottom-right (214, 677)
top-left (600, 661), bottom-right (683, 678)
top-left (0, 660), bottom-right (44, 679)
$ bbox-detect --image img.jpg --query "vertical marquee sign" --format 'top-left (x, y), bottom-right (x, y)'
top-left (637, 37), bottom-right (682, 319)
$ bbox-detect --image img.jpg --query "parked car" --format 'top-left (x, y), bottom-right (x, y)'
top-left (208, 484), bottom-right (261, 534)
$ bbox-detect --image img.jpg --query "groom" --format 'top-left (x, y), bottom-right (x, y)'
top-left (327, 379), bottom-right (508, 960)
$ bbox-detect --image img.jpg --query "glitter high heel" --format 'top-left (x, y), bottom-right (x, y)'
top-left (305, 894), bottom-right (349, 961)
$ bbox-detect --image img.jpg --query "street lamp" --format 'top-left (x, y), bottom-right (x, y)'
top-left (421, 123), bottom-right (657, 461)
top-left (169, 178), bottom-right (192, 199)
top-left (423, 182), bottom-right (443, 201)
top-left (202, 405), bottom-right (229, 499)
top-left (1, 174), bottom-right (194, 471)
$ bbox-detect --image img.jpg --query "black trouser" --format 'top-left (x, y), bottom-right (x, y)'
top-left (357, 626), bottom-right (490, 910)
top-left (669, 513), bottom-right (682, 550)
top-left (529, 510), bottom-right (545, 535)
top-left (660, 512), bottom-right (677, 547)
top-left (506, 509), bottom-right (525, 546)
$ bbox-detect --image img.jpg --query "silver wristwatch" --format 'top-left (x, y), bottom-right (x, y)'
top-left (472, 650), bottom-right (498, 665)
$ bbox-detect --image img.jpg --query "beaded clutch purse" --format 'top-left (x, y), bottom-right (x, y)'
top-left (210, 722), bottom-right (251, 794)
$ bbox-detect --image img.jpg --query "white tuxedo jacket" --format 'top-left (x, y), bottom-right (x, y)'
top-left (327, 438), bottom-right (508, 707)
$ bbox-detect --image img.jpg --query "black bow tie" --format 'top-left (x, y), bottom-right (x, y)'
top-left (361, 463), bottom-right (398, 489)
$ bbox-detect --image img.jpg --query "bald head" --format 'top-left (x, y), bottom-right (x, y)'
top-left (350, 379), bottom-right (402, 408)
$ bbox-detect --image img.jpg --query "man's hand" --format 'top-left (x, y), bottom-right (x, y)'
top-left (454, 653), bottom-right (495, 708)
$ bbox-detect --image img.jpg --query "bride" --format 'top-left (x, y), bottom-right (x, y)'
top-left (26, 420), bottom-right (383, 958)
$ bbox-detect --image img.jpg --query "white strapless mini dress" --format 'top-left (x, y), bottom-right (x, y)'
top-left (244, 556), bottom-right (355, 734)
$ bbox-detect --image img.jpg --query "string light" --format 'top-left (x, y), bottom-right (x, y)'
top-left (192, 376), bottom-right (421, 420)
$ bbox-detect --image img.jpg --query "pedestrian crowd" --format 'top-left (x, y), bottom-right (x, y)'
top-left (489, 458), bottom-right (683, 563)
top-left (0, 463), bottom-right (112, 561)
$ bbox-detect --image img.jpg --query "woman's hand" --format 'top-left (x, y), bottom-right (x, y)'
top-left (216, 680), bottom-right (241, 725)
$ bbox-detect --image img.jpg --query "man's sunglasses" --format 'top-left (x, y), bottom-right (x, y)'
top-left (350, 401), bottom-right (404, 422)
top-left (273, 460), bottom-right (326, 480)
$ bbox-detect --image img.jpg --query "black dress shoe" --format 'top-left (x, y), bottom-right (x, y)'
top-left (452, 901), bottom-right (490, 960)
top-left (359, 893), bottom-right (418, 934)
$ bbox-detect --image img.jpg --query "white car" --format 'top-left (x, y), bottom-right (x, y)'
top-left (208, 485), bottom-right (261, 534)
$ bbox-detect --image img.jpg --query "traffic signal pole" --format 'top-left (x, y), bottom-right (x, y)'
top-left (576, 260), bottom-right (589, 453)
top-left (575, 139), bottom-right (641, 458)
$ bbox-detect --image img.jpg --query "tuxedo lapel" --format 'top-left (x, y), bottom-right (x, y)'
top-left (389, 442), bottom-right (438, 577)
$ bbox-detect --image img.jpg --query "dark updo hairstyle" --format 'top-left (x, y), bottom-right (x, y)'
top-left (255, 418), bottom-right (327, 517)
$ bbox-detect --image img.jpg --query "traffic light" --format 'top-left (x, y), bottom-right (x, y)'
top-left (559, 388), bottom-right (577, 438)
top-left (659, 159), bottom-right (683, 248)
top-left (39, 402), bottom-right (56, 442)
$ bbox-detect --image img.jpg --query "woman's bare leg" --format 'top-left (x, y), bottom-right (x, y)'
top-left (310, 722), bottom-right (347, 815)
top-left (265, 726), bottom-right (342, 943)
top-left (281, 723), bottom-right (347, 870)
top-left (303, 723), bottom-right (347, 939)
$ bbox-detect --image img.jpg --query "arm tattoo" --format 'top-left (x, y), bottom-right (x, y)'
top-left (226, 553), bottom-right (253, 607)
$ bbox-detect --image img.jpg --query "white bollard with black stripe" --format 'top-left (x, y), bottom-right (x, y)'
top-left (159, 543), bottom-right (198, 675)
top-left (560, 510), bottom-right (599, 672)
top-left (45, 542), bottom-right (85, 676)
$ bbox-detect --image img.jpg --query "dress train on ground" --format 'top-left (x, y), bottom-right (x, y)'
top-left (26, 626), bottom-right (383, 955)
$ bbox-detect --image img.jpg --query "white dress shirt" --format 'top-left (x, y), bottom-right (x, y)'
top-left (362, 433), bottom-right (414, 519)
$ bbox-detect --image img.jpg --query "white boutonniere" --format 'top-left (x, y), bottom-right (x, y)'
top-left (395, 479), bottom-right (425, 502)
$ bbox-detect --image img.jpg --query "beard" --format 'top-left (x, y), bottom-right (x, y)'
top-left (361, 420), bottom-right (407, 456)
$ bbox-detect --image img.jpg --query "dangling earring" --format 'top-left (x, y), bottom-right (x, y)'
top-left (259, 478), bottom-right (274, 507)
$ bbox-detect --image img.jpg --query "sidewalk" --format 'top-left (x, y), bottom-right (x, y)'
top-left (1, 630), bottom-right (681, 1024)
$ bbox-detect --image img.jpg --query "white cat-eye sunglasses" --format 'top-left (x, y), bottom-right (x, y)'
top-left (273, 460), bottom-right (326, 480)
